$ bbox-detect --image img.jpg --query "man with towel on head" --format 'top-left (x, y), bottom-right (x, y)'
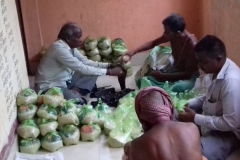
top-left (123, 86), bottom-right (203, 160)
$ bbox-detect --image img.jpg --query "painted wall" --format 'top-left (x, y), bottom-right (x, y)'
top-left (20, 0), bottom-right (202, 74)
top-left (200, 0), bottom-right (240, 65)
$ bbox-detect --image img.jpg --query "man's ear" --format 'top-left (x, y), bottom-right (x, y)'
top-left (65, 35), bottom-right (72, 43)
top-left (216, 55), bottom-right (223, 63)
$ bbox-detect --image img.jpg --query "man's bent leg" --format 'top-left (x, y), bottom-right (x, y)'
top-left (60, 87), bottom-right (87, 104)
top-left (69, 72), bottom-right (98, 94)
top-left (201, 131), bottom-right (240, 160)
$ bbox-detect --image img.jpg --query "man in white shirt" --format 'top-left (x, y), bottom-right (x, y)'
top-left (179, 35), bottom-right (240, 160)
top-left (35, 22), bottom-right (124, 101)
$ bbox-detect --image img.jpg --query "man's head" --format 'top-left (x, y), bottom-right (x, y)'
top-left (195, 35), bottom-right (227, 74)
top-left (135, 87), bottom-right (174, 132)
top-left (58, 22), bottom-right (82, 49)
top-left (162, 13), bottom-right (186, 41)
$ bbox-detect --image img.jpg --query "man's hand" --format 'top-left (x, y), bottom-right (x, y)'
top-left (107, 67), bottom-right (124, 77)
top-left (122, 52), bottom-right (133, 63)
top-left (178, 107), bottom-right (196, 122)
top-left (151, 70), bottom-right (164, 80)
top-left (109, 63), bottom-right (122, 69)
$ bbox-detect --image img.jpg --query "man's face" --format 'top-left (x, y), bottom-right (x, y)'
top-left (68, 28), bottom-right (82, 49)
top-left (163, 25), bottom-right (176, 41)
top-left (195, 52), bottom-right (220, 74)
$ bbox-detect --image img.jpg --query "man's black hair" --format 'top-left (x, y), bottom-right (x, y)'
top-left (57, 22), bottom-right (81, 41)
top-left (195, 35), bottom-right (227, 59)
top-left (162, 13), bottom-right (186, 33)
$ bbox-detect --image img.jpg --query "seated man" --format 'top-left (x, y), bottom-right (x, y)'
top-left (123, 13), bottom-right (198, 93)
top-left (35, 22), bottom-right (124, 101)
top-left (124, 87), bottom-right (202, 160)
top-left (179, 35), bottom-right (240, 160)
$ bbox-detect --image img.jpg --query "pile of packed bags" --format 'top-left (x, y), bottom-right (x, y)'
top-left (16, 87), bottom-right (142, 154)
top-left (78, 37), bottom-right (133, 77)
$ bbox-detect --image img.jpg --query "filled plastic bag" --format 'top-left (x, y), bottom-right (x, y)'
top-left (99, 47), bottom-right (112, 57)
top-left (104, 115), bottom-right (117, 136)
top-left (98, 37), bottom-right (111, 49)
top-left (112, 55), bottom-right (122, 64)
top-left (37, 104), bottom-right (58, 120)
top-left (111, 38), bottom-right (126, 48)
top-left (108, 122), bottom-right (132, 148)
top-left (84, 38), bottom-right (98, 51)
top-left (58, 107), bottom-right (79, 127)
top-left (59, 125), bottom-right (80, 146)
top-left (16, 88), bottom-right (38, 106)
top-left (17, 119), bottom-right (40, 139)
top-left (41, 131), bottom-right (63, 152)
top-left (37, 118), bottom-right (58, 136)
top-left (43, 87), bottom-right (65, 108)
top-left (80, 124), bottom-right (101, 141)
top-left (88, 54), bottom-right (101, 62)
top-left (19, 138), bottom-right (41, 154)
top-left (77, 48), bottom-right (86, 56)
top-left (17, 104), bottom-right (38, 122)
top-left (78, 104), bottom-right (98, 125)
top-left (123, 113), bottom-right (143, 139)
top-left (59, 99), bottom-right (78, 114)
top-left (95, 99), bottom-right (111, 114)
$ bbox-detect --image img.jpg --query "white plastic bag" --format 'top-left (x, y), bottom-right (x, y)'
top-left (193, 69), bottom-right (212, 95)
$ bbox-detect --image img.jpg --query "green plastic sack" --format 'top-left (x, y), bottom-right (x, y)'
top-left (78, 104), bottom-right (98, 125)
top-left (43, 87), bottom-right (65, 108)
top-left (37, 104), bottom-right (58, 120)
top-left (112, 104), bottom-right (130, 121)
top-left (59, 125), bottom-right (80, 146)
top-left (104, 115), bottom-right (117, 136)
top-left (17, 119), bottom-right (40, 139)
top-left (36, 118), bottom-right (58, 136)
top-left (108, 122), bottom-right (132, 148)
top-left (96, 111), bottom-right (106, 129)
top-left (95, 99), bottom-right (111, 114)
top-left (17, 89), bottom-right (38, 106)
top-left (41, 131), bottom-right (63, 152)
top-left (81, 124), bottom-right (101, 141)
top-left (17, 104), bottom-right (38, 122)
top-left (19, 138), bottom-right (41, 154)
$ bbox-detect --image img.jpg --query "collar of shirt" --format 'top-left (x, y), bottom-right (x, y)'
top-left (216, 58), bottom-right (229, 80)
top-left (57, 39), bottom-right (72, 51)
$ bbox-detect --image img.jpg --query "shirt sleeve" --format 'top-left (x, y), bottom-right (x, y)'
top-left (73, 49), bottom-right (109, 68)
top-left (188, 95), bottom-right (206, 111)
top-left (55, 48), bottom-right (107, 76)
top-left (194, 79), bottom-right (240, 131)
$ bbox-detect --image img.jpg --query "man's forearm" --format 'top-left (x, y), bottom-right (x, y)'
top-left (132, 36), bottom-right (168, 56)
